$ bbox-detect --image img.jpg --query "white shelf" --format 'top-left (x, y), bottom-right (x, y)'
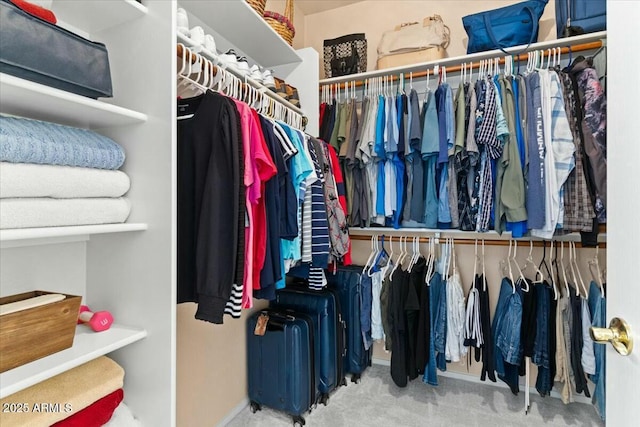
top-left (0, 324), bottom-right (147, 399)
top-left (320, 31), bottom-right (608, 85)
top-left (0, 73), bottom-right (147, 129)
top-left (51, 0), bottom-right (148, 34)
top-left (0, 224), bottom-right (148, 248)
top-left (180, 0), bottom-right (302, 68)
top-left (348, 227), bottom-right (607, 243)
top-left (177, 34), bottom-right (305, 117)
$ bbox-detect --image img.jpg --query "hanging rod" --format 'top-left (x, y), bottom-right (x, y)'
top-left (348, 228), bottom-right (606, 248)
top-left (319, 31), bottom-right (606, 89)
top-left (176, 43), bottom-right (306, 118)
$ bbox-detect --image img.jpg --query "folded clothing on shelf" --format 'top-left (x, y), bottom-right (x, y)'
top-left (52, 389), bottom-right (124, 427)
top-left (0, 162), bottom-right (131, 199)
top-left (104, 402), bottom-right (143, 427)
top-left (0, 356), bottom-right (124, 427)
top-left (0, 197), bottom-right (131, 229)
top-left (0, 116), bottom-right (125, 170)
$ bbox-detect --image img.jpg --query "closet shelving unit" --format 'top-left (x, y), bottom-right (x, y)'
top-left (1, 1), bottom-right (175, 424)
top-left (174, 2), bottom-right (319, 425)
top-left (176, 34), bottom-right (306, 118)
top-left (179, 0), bottom-right (302, 68)
top-left (0, 325), bottom-right (147, 399)
top-left (319, 31), bottom-right (607, 85)
top-left (319, 31), bottom-right (607, 246)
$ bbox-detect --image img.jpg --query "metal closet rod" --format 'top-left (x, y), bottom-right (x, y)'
top-left (319, 40), bottom-right (603, 91)
top-left (176, 44), bottom-right (306, 118)
top-left (349, 234), bottom-right (606, 249)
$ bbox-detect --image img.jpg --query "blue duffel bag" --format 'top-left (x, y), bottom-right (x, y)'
top-left (556, 0), bottom-right (606, 38)
top-left (462, 0), bottom-right (548, 54)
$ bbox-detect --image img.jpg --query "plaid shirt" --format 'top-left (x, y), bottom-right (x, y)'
top-left (559, 71), bottom-right (596, 232)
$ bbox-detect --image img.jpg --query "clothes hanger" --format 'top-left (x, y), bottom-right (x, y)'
top-left (363, 235), bottom-right (377, 271)
top-left (588, 245), bottom-right (606, 298)
top-left (390, 236), bottom-right (405, 280)
top-left (472, 239), bottom-right (479, 288)
top-left (482, 239), bottom-right (487, 291)
top-left (560, 242), bottom-right (571, 297)
top-left (549, 241), bottom-right (559, 300)
top-left (512, 240), bottom-right (529, 292)
top-left (523, 240), bottom-right (544, 284)
top-left (571, 241), bottom-right (589, 298)
top-left (508, 240), bottom-right (515, 293)
top-left (425, 237), bottom-right (434, 285)
top-left (567, 239), bottom-right (580, 297)
top-left (539, 241), bottom-right (557, 299)
top-left (368, 235), bottom-right (388, 277)
top-left (500, 239), bottom-right (512, 280)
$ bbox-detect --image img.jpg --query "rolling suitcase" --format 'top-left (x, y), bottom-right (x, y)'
top-left (327, 266), bottom-right (372, 382)
top-left (247, 309), bottom-right (314, 426)
top-left (273, 286), bottom-right (346, 405)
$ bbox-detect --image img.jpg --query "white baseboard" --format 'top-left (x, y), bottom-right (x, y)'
top-left (216, 398), bottom-right (249, 427)
top-left (371, 358), bottom-right (592, 405)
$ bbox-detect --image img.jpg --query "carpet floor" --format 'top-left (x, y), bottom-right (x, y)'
top-left (227, 364), bottom-right (604, 427)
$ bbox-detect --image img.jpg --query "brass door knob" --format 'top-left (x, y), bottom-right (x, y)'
top-left (590, 317), bottom-right (634, 356)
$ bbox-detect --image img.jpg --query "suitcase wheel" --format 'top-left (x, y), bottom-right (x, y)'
top-left (319, 393), bottom-right (330, 406)
top-left (351, 373), bottom-right (361, 384)
top-left (249, 402), bottom-right (261, 414)
top-left (292, 415), bottom-right (306, 426)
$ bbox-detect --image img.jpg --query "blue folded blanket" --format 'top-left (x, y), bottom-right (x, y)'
top-left (0, 116), bottom-right (125, 169)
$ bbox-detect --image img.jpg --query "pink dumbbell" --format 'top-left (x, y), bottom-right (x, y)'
top-left (77, 305), bottom-right (114, 332)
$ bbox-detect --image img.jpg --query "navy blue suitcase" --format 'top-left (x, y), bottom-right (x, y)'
top-left (273, 286), bottom-right (346, 405)
top-left (556, 0), bottom-right (606, 38)
top-left (247, 309), bottom-right (314, 426)
top-left (327, 266), bottom-right (372, 382)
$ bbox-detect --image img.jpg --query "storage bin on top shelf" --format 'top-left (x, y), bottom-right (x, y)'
top-left (0, 291), bottom-right (82, 373)
top-left (0, 0), bottom-right (113, 99)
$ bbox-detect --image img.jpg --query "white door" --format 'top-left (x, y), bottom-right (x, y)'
top-left (606, 1), bottom-right (640, 426)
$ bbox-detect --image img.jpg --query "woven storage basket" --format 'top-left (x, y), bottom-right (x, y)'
top-left (264, 0), bottom-right (295, 46)
top-left (246, 0), bottom-right (266, 16)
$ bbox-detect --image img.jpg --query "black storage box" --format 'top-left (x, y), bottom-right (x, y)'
top-left (0, 0), bottom-right (113, 99)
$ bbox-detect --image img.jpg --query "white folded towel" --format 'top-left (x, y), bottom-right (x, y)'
top-left (0, 198), bottom-right (131, 229)
top-left (0, 162), bottom-right (130, 198)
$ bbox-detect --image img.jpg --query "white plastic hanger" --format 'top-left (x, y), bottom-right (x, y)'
top-left (572, 242), bottom-right (589, 297)
top-left (425, 237), bottom-right (434, 285)
top-left (560, 242), bottom-right (570, 297)
top-left (482, 239), bottom-right (486, 291)
top-left (549, 241), bottom-right (559, 300)
top-left (588, 245), bottom-right (606, 297)
top-left (511, 240), bottom-right (528, 291)
top-left (390, 236), bottom-right (405, 280)
top-left (472, 239), bottom-right (479, 287)
top-left (363, 235), bottom-right (377, 271)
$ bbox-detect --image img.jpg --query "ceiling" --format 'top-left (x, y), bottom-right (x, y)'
top-left (294, 0), bottom-right (366, 15)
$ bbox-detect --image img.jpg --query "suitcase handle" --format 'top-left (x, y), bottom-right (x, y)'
top-left (339, 314), bottom-right (347, 357)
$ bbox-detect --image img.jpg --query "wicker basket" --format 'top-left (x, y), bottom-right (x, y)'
top-left (264, 0), bottom-right (295, 46)
top-left (246, 0), bottom-right (266, 16)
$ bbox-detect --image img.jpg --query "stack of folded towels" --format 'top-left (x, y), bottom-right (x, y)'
top-left (0, 116), bottom-right (131, 229)
top-left (0, 356), bottom-right (138, 426)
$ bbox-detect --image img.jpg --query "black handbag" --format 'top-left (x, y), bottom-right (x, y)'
top-left (323, 33), bottom-right (367, 78)
top-left (0, 0), bottom-right (113, 98)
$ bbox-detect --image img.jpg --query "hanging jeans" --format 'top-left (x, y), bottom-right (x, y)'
top-left (423, 272), bottom-right (444, 385)
top-left (589, 281), bottom-right (606, 421)
top-left (533, 282), bottom-right (556, 396)
top-left (492, 278), bottom-right (523, 394)
top-left (360, 272), bottom-right (373, 351)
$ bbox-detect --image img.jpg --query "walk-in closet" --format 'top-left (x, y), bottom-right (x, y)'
top-left (0, 1), bottom-right (637, 427)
